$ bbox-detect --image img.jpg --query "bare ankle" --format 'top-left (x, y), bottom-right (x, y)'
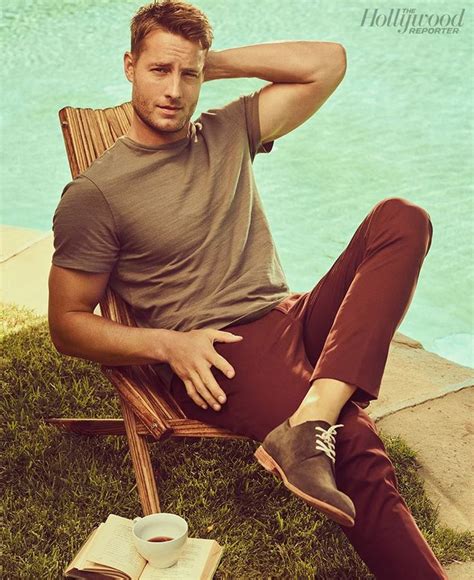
top-left (289, 409), bottom-right (338, 427)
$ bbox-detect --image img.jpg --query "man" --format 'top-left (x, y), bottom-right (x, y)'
top-left (49, 1), bottom-right (446, 577)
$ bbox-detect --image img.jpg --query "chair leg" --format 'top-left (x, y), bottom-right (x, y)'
top-left (44, 417), bottom-right (152, 437)
top-left (119, 397), bottom-right (161, 515)
top-left (44, 417), bottom-right (127, 436)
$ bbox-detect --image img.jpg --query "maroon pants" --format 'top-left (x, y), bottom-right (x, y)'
top-left (170, 197), bottom-right (446, 579)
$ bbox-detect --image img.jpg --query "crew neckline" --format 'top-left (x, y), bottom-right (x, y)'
top-left (118, 134), bottom-right (190, 151)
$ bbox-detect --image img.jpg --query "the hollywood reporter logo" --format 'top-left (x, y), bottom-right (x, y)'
top-left (361, 7), bottom-right (466, 34)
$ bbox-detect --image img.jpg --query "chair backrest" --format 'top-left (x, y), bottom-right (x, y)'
top-left (59, 102), bottom-right (134, 178)
top-left (58, 103), bottom-right (186, 429)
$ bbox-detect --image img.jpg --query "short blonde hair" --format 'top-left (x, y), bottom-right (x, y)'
top-left (131, 0), bottom-right (213, 59)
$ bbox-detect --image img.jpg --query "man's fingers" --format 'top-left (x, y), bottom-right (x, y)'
top-left (199, 366), bottom-right (227, 408)
top-left (212, 330), bottom-right (244, 343)
top-left (188, 370), bottom-right (222, 410)
top-left (207, 331), bottom-right (241, 378)
top-left (212, 352), bottom-right (237, 379)
top-left (183, 378), bottom-right (208, 409)
top-left (176, 328), bottom-right (242, 410)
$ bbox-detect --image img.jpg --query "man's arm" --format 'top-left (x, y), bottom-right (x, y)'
top-left (48, 264), bottom-right (173, 365)
top-left (48, 264), bottom-right (241, 411)
top-left (203, 40), bottom-right (347, 143)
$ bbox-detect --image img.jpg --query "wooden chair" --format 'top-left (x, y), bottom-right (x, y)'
top-left (45, 102), bottom-right (250, 515)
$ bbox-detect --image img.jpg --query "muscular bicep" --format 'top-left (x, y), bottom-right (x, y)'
top-left (258, 43), bottom-right (347, 144)
top-left (48, 264), bottom-right (110, 345)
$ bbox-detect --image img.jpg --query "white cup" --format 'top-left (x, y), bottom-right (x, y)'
top-left (132, 513), bottom-right (188, 569)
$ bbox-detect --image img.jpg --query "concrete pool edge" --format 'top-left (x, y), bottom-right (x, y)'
top-left (1, 224), bottom-right (51, 263)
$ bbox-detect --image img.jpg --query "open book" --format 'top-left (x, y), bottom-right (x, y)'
top-left (64, 514), bottom-right (223, 579)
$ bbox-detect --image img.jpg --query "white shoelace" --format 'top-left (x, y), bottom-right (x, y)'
top-left (315, 423), bottom-right (344, 464)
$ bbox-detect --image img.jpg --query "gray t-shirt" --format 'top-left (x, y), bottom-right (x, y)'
top-left (52, 88), bottom-right (292, 386)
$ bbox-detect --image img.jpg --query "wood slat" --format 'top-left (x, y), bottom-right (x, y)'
top-left (119, 397), bottom-right (161, 514)
top-left (59, 109), bottom-right (80, 178)
top-left (103, 107), bottom-right (125, 140)
top-left (77, 109), bottom-right (94, 166)
top-left (69, 109), bottom-right (90, 173)
top-left (96, 109), bottom-right (116, 149)
top-left (81, 110), bottom-right (102, 157)
top-left (44, 417), bottom-right (130, 436)
top-left (114, 106), bottom-right (131, 135)
top-left (89, 113), bottom-right (106, 153)
top-left (43, 417), bottom-right (250, 440)
top-left (82, 109), bottom-right (106, 159)
top-left (122, 102), bottom-right (133, 124)
top-left (102, 367), bottom-right (171, 439)
top-left (167, 419), bottom-right (251, 440)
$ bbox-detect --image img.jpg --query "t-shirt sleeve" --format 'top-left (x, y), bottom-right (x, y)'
top-left (51, 174), bottom-right (120, 273)
top-left (241, 88), bottom-right (275, 159)
top-left (206, 87), bottom-right (274, 161)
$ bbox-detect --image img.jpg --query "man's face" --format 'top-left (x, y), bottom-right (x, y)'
top-left (124, 28), bottom-right (206, 142)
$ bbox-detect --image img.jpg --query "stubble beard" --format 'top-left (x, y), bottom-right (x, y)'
top-left (133, 96), bottom-right (189, 135)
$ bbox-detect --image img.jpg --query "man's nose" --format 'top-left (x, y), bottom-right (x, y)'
top-left (164, 73), bottom-right (182, 100)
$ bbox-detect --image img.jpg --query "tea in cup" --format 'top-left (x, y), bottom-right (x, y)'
top-left (132, 513), bottom-right (188, 569)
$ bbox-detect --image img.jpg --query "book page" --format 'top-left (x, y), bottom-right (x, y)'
top-left (64, 525), bottom-right (131, 579)
top-left (65, 526), bottom-right (101, 573)
top-left (139, 538), bottom-right (219, 580)
top-left (201, 544), bottom-right (224, 580)
top-left (86, 515), bottom-right (146, 580)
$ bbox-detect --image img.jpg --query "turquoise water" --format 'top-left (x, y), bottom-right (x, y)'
top-left (2, 1), bottom-right (473, 367)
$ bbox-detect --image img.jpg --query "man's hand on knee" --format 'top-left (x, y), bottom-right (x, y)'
top-left (163, 328), bottom-right (243, 411)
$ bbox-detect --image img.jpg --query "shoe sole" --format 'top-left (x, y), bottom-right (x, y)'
top-left (254, 445), bottom-right (355, 527)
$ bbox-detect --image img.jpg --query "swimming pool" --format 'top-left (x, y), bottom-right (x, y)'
top-left (2, 0), bottom-right (472, 367)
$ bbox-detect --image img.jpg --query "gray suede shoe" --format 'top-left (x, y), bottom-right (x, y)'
top-left (254, 419), bottom-right (356, 527)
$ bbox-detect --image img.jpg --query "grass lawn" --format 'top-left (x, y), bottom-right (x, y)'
top-left (2, 303), bottom-right (473, 579)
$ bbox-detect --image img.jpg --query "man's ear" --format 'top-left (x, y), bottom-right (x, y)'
top-left (124, 51), bottom-right (135, 83)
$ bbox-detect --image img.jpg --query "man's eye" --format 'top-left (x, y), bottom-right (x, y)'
top-left (152, 68), bottom-right (166, 73)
